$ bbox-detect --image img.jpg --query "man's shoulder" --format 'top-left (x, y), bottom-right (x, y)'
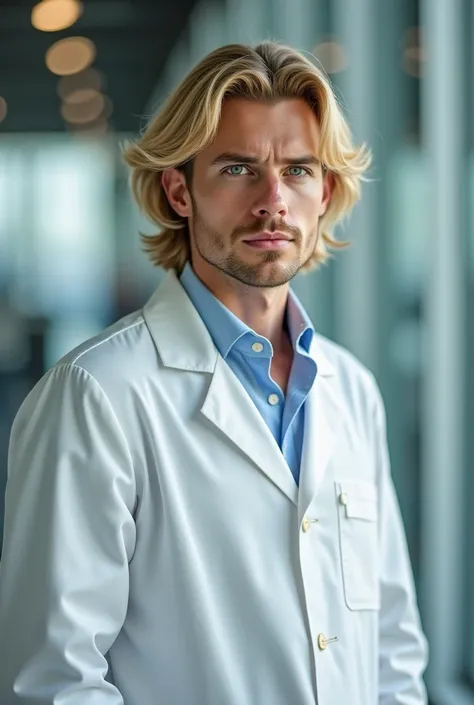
top-left (56, 308), bottom-right (154, 385)
top-left (314, 333), bottom-right (375, 383)
top-left (313, 332), bottom-right (382, 416)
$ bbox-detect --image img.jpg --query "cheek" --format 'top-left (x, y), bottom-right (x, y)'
top-left (204, 189), bottom-right (251, 230)
top-left (215, 183), bottom-right (249, 208)
top-left (195, 181), bottom-right (244, 213)
top-left (288, 180), bottom-right (324, 207)
top-left (192, 193), bottom-right (236, 236)
top-left (291, 193), bottom-right (324, 229)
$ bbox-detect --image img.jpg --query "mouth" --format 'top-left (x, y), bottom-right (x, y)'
top-left (242, 231), bottom-right (294, 251)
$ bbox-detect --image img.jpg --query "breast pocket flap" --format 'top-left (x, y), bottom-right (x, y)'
top-left (337, 480), bottom-right (378, 521)
top-left (335, 479), bottom-right (380, 610)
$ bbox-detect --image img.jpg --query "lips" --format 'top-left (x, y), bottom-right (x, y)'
top-left (243, 231), bottom-right (292, 242)
top-left (242, 235), bottom-right (293, 251)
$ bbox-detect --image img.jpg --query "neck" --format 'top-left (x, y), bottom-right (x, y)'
top-left (191, 262), bottom-right (291, 355)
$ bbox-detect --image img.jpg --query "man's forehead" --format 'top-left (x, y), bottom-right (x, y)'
top-left (206, 98), bottom-right (321, 158)
top-left (218, 97), bottom-right (318, 126)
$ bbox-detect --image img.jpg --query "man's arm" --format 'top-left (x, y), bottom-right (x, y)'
top-left (372, 378), bottom-right (429, 705)
top-left (0, 363), bottom-right (136, 704)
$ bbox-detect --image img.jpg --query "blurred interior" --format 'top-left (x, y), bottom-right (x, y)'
top-left (0, 1), bottom-right (473, 703)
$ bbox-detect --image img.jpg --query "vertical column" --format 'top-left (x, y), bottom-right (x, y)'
top-left (189, 0), bottom-right (226, 61)
top-left (420, 0), bottom-right (466, 693)
top-left (373, 0), bottom-right (422, 574)
top-left (467, 2), bottom-right (474, 684)
top-left (269, 0), bottom-right (319, 49)
top-left (224, 0), bottom-right (267, 44)
top-left (330, 0), bottom-right (378, 372)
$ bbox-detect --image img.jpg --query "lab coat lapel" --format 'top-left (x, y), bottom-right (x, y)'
top-left (144, 270), bottom-right (298, 507)
top-left (201, 354), bottom-right (298, 506)
top-left (298, 340), bottom-right (341, 518)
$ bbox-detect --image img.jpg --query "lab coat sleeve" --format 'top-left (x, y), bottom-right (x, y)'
top-left (0, 362), bottom-right (137, 705)
top-left (373, 380), bottom-right (429, 705)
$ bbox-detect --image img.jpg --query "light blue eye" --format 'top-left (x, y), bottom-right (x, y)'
top-left (288, 166), bottom-right (306, 177)
top-left (225, 164), bottom-right (252, 176)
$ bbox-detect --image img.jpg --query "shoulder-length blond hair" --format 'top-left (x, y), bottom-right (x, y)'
top-left (122, 41), bottom-right (371, 274)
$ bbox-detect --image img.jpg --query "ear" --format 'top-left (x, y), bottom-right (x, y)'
top-left (161, 168), bottom-right (193, 218)
top-left (319, 171), bottom-right (335, 217)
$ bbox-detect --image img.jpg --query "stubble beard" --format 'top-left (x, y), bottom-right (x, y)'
top-left (191, 209), bottom-right (318, 289)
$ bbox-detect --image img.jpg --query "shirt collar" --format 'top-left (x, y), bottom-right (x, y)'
top-left (286, 288), bottom-right (315, 354)
top-left (179, 262), bottom-right (315, 358)
top-left (180, 262), bottom-right (248, 359)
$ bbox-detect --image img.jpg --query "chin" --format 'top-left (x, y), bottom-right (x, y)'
top-left (224, 257), bottom-right (301, 288)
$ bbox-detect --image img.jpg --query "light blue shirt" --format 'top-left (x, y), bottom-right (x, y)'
top-left (180, 262), bottom-right (317, 485)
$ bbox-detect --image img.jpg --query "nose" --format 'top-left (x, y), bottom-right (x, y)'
top-left (250, 175), bottom-right (288, 220)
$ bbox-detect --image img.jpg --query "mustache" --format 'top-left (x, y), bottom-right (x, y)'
top-left (232, 220), bottom-right (301, 241)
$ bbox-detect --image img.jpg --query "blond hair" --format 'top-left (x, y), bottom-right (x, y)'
top-left (122, 41), bottom-right (371, 273)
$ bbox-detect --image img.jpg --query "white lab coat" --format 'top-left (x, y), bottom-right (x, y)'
top-left (0, 270), bottom-right (428, 705)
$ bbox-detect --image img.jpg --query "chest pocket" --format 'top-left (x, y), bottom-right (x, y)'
top-left (335, 479), bottom-right (380, 611)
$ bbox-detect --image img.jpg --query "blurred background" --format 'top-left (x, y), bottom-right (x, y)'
top-left (0, 1), bottom-right (472, 703)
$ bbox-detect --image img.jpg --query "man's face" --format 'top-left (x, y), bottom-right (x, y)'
top-left (168, 98), bottom-right (333, 288)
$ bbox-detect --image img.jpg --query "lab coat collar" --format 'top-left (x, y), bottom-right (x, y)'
top-left (143, 269), bottom-right (218, 374)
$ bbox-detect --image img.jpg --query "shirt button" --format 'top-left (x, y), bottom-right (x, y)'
top-left (251, 342), bottom-right (264, 353)
top-left (267, 393), bottom-right (279, 406)
top-left (302, 517), bottom-right (311, 532)
top-left (339, 492), bottom-right (348, 506)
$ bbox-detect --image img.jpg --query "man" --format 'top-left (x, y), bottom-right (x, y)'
top-left (0, 41), bottom-right (428, 704)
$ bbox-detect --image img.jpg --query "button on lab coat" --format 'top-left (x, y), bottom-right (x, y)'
top-left (0, 270), bottom-right (428, 704)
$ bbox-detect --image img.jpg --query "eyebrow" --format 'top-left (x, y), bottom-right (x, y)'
top-left (210, 152), bottom-right (321, 167)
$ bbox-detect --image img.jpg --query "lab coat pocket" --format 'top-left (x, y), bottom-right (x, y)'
top-left (335, 479), bottom-right (381, 611)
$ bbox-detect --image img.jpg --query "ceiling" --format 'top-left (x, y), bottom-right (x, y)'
top-left (0, 0), bottom-right (200, 133)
